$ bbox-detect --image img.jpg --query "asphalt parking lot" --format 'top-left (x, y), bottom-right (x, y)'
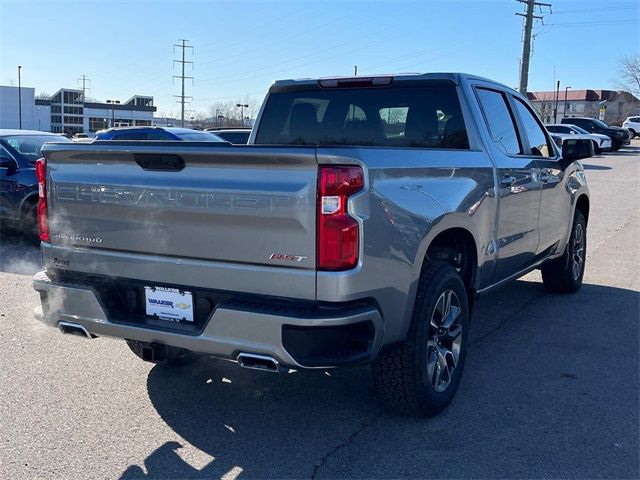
top-left (1, 143), bottom-right (638, 479)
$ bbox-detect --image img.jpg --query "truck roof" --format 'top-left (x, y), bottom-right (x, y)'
top-left (271, 72), bottom-right (516, 93)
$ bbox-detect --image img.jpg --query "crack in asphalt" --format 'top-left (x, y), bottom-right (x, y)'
top-left (310, 409), bottom-right (387, 479)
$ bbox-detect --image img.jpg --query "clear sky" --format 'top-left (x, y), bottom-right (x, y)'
top-left (1, 0), bottom-right (638, 116)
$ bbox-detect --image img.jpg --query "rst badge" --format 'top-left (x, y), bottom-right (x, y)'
top-left (269, 253), bottom-right (309, 262)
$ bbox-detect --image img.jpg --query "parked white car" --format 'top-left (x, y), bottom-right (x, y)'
top-left (546, 124), bottom-right (612, 153)
top-left (622, 116), bottom-right (639, 138)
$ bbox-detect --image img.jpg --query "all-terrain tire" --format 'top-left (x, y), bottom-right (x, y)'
top-left (126, 340), bottom-right (196, 367)
top-left (372, 261), bottom-right (469, 417)
top-left (541, 209), bottom-right (587, 293)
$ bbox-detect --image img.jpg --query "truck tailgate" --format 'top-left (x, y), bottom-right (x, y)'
top-left (43, 143), bottom-right (318, 293)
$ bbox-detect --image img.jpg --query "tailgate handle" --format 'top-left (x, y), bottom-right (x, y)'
top-left (135, 154), bottom-right (185, 171)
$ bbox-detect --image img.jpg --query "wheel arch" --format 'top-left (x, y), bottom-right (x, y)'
top-left (411, 218), bottom-right (482, 311)
top-left (575, 194), bottom-right (590, 224)
top-left (19, 192), bottom-right (38, 218)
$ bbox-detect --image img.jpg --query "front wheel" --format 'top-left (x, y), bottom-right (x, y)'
top-left (592, 141), bottom-right (601, 154)
top-left (541, 209), bottom-right (587, 293)
top-left (628, 129), bottom-right (636, 139)
top-left (372, 261), bottom-right (469, 417)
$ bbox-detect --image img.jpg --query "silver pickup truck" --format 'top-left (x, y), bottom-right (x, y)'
top-left (32, 73), bottom-right (591, 417)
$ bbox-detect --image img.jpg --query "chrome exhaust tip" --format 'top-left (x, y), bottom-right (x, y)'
top-left (236, 353), bottom-right (282, 373)
top-left (58, 321), bottom-right (93, 339)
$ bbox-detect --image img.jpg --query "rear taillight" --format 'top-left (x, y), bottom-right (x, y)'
top-left (35, 158), bottom-right (49, 242)
top-left (317, 165), bottom-right (364, 271)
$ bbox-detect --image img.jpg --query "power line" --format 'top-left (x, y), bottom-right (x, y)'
top-left (173, 39), bottom-right (193, 127)
top-left (78, 75), bottom-right (90, 102)
top-left (516, 0), bottom-right (552, 95)
top-left (552, 4), bottom-right (637, 14)
top-left (547, 19), bottom-right (638, 27)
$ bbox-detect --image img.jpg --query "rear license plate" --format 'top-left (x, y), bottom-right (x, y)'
top-left (144, 286), bottom-right (194, 322)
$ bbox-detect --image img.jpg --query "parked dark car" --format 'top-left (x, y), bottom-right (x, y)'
top-left (95, 126), bottom-right (224, 142)
top-left (204, 128), bottom-right (251, 144)
top-left (560, 117), bottom-right (630, 150)
top-left (0, 129), bottom-right (71, 235)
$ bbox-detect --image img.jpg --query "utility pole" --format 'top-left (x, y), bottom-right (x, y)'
top-left (17, 65), bottom-right (22, 129)
top-left (516, 0), bottom-right (552, 95)
top-left (78, 75), bottom-right (90, 102)
top-left (354, 65), bottom-right (358, 76)
top-left (173, 39), bottom-right (193, 128)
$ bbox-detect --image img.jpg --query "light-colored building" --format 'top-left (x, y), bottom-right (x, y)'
top-left (1, 85), bottom-right (157, 135)
top-left (36, 89), bottom-right (157, 136)
top-left (527, 89), bottom-right (640, 125)
top-left (0, 86), bottom-right (36, 129)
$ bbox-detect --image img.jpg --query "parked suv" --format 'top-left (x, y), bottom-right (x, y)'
top-left (33, 73), bottom-right (591, 417)
top-left (0, 130), bottom-right (71, 235)
top-left (622, 116), bottom-right (639, 138)
top-left (546, 124), bottom-right (611, 153)
top-left (561, 117), bottom-right (630, 150)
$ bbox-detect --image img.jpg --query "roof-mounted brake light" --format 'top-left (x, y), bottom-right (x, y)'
top-left (318, 76), bottom-right (393, 88)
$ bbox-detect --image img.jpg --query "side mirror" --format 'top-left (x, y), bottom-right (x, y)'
top-left (562, 138), bottom-right (593, 161)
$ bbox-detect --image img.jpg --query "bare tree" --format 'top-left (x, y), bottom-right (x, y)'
top-left (36, 92), bottom-right (50, 100)
top-left (616, 53), bottom-right (640, 97)
top-left (207, 96), bottom-right (261, 128)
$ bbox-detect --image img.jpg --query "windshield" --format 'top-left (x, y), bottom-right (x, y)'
top-left (3, 135), bottom-right (71, 161)
top-left (593, 119), bottom-right (609, 128)
top-left (572, 126), bottom-right (589, 134)
top-left (174, 131), bottom-right (224, 142)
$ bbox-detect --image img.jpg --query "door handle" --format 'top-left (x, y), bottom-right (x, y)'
top-left (540, 168), bottom-right (551, 182)
top-left (500, 175), bottom-right (516, 187)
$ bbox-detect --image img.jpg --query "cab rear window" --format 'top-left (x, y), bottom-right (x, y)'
top-left (255, 84), bottom-right (469, 149)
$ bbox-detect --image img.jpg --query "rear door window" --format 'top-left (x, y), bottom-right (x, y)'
top-left (513, 98), bottom-right (553, 157)
top-left (255, 84), bottom-right (469, 149)
top-left (146, 131), bottom-right (170, 140)
top-left (475, 88), bottom-right (521, 155)
top-left (112, 132), bottom-right (148, 140)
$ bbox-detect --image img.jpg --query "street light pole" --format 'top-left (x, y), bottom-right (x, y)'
top-left (553, 80), bottom-right (560, 124)
top-left (563, 86), bottom-right (571, 119)
top-left (236, 103), bottom-right (248, 126)
top-left (106, 99), bottom-right (120, 128)
top-left (17, 66), bottom-right (22, 129)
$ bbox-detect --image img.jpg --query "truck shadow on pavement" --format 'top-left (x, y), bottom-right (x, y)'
top-left (123, 279), bottom-right (640, 479)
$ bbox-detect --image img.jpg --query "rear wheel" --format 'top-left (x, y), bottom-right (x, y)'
top-left (126, 340), bottom-right (196, 367)
top-left (541, 209), bottom-right (586, 293)
top-left (22, 201), bottom-right (39, 241)
top-left (372, 261), bottom-right (469, 417)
